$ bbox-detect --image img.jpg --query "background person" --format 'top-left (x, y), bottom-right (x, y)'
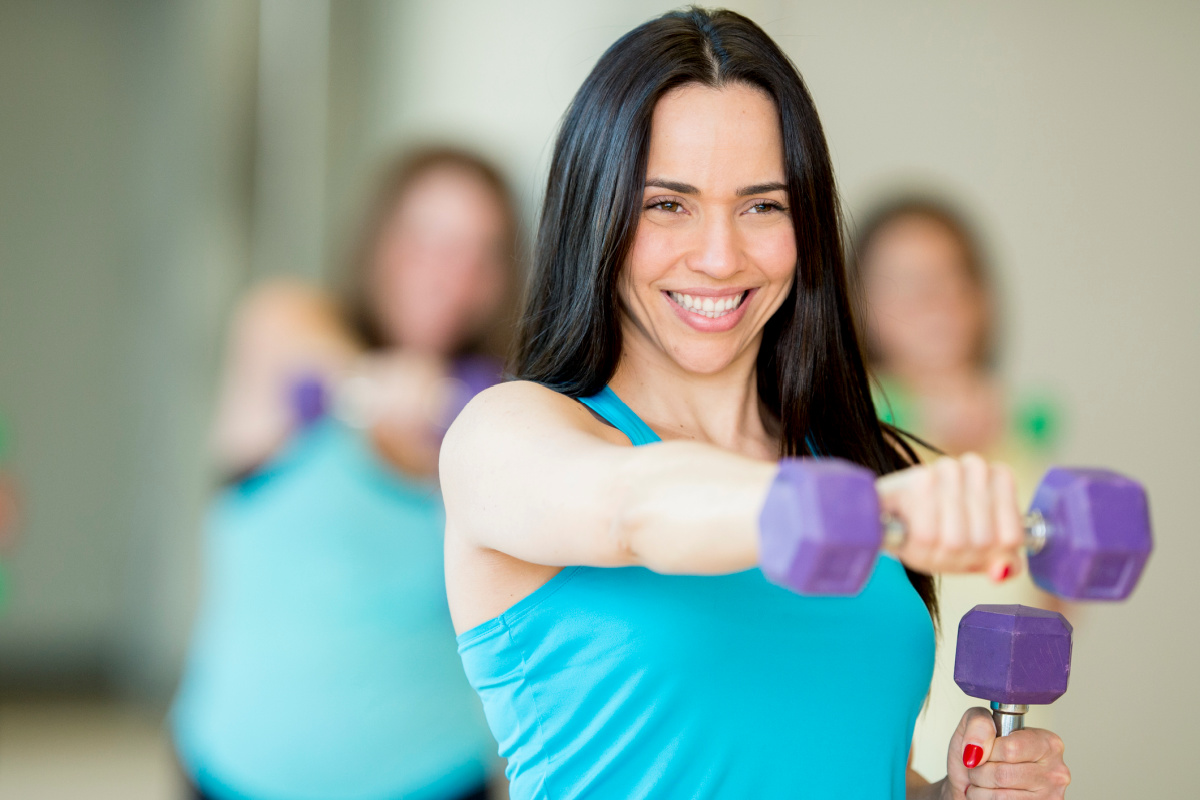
top-left (851, 196), bottom-right (1066, 777)
top-left (171, 147), bottom-right (518, 800)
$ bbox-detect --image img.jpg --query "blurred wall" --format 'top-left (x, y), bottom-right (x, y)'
top-left (0, 0), bottom-right (257, 696)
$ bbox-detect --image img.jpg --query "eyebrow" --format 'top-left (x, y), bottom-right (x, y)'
top-left (645, 178), bottom-right (788, 197)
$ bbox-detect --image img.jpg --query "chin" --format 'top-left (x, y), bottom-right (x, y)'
top-left (666, 342), bottom-right (743, 377)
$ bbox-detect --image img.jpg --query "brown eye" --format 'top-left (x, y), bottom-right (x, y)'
top-left (653, 201), bottom-right (682, 213)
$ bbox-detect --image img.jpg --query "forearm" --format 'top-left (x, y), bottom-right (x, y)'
top-left (601, 440), bottom-right (775, 574)
top-left (212, 282), bottom-right (360, 474)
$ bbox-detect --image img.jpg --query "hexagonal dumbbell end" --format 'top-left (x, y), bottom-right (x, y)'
top-left (1027, 467), bottom-right (1153, 601)
top-left (955, 604), bottom-right (1073, 735)
top-left (758, 458), bottom-right (883, 596)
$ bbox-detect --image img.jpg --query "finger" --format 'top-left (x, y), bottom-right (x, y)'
top-left (961, 452), bottom-right (992, 551)
top-left (967, 759), bottom-right (1041, 790)
top-left (935, 457), bottom-right (970, 570)
top-left (959, 707), bottom-right (998, 769)
top-left (989, 462), bottom-right (1023, 581)
top-left (879, 465), bottom-right (938, 563)
top-left (990, 728), bottom-right (1061, 765)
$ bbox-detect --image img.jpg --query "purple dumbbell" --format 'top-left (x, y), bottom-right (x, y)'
top-left (759, 459), bottom-right (1153, 599)
top-left (1025, 467), bottom-right (1152, 600)
top-left (954, 604), bottom-right (1072, 736)
top-left (289, 372), bottom-right (329, 428)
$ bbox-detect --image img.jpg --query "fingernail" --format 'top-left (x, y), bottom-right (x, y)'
top-left (963, 744), bottom-right (983, 768)
top-left (990, 563), bottom-right (1011, 582)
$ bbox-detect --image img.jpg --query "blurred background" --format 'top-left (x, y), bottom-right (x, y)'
top-left (0, 1), bottom-right (1196, 797)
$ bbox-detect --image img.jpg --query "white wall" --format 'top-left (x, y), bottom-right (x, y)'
top-left (356, 2), bottom-right (1199, 797)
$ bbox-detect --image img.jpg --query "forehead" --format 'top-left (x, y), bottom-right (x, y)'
top-left (868, 216), bottom-right (970, 274)
top-left (646, 82), bottom-right (784, 186)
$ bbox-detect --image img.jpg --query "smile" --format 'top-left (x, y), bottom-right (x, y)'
top-left (667, 290), bottom-right (749, 319)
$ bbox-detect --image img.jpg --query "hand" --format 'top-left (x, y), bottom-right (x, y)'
top-left (876, 454), bottom-right (1024, 582)
top-left (943, 707), bottom-right (1071, 799)
top-left (335, 352), bottom-right (454, 433)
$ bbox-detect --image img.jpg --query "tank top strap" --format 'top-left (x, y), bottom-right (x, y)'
top-left (577, 386), bottom-right (662, 446)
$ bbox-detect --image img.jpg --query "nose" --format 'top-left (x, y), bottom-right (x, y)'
top-left (686, 213), bottom-right (740, 279)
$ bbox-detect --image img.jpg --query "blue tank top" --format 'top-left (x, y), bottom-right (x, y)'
top-left (173, 419), bottom-right (494, 800)
top-left (457, 386), bottom-right (936, 799)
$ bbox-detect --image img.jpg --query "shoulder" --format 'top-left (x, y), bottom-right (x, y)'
top-left (233, 278), bottom-right (341, 337)
top-left (440, 381), bottom-right (624, 477)
top-left (445, 381), bottom-right (595, 445)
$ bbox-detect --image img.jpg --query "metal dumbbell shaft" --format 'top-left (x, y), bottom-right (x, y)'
top-left (882, 510), bottom-right (1049, 553)
top-left (990, 702), bottom-right (1027, 737)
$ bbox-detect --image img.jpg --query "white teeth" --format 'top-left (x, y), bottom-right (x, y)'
top-left (668, 290), bottom-right (748, 318)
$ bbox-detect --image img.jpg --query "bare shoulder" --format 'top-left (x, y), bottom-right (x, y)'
top-left (234, 278), bottom-right (341, 336)
top-left (442, 380), bottom-right (625, 460)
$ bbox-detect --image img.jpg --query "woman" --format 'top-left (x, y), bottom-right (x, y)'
top-left (851, 197), bottom-right (1066, 779)
top-left (852, 197), bottom-right (1059, 469)
top-left (441, 9), bottom-right (1070, 800)
top-left (172, 147), bottom-right (518, 800)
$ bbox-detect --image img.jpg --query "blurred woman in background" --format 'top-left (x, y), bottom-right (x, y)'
top-left (851, 196), bottom-right (1064, 779)
top-left (172, 147), bottom-right (518, 800)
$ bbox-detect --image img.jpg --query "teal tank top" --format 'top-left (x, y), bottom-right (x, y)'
top-left (457, 386), bottom-right (936, 799)
top-left (173, 419), bottom-right (494, 800)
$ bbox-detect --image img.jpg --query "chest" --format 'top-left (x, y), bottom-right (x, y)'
top-left (518, 558), bottom-right (935, 713)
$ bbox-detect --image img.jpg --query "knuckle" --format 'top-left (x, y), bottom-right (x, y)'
top-left (993, 762), bottom-right (1016, 786)
top-left (996, 737), bottom-right (1019, 761)
top-left (961, 452), bottom-right (988, 480)
top-left (991, 463), bottom-right (1016, 492)
top-left (912, 465), bottom-right (937, 494)
top-left (937, 456), bottom-right (964, 483)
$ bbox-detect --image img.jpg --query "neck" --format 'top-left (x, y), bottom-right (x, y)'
top-left (608, 325), bottom-right (771, 457)
top-left (884, 361), bottom-right (986, 394)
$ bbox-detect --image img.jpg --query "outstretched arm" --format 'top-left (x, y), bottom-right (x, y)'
top-left (440, 380), bottom-right (776, 573)
top-left (443, 380), bottom-right (1025, 583)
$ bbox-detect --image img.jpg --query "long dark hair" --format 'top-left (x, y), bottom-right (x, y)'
top-left (340, 146), bottom-right (520, 358)
top-left (512, 7), bottom-right (936, 620)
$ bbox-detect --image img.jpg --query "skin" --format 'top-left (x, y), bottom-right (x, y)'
top-left (212, 166), bottom-right (510, 478)
top-left (862, 215), bottom-right (1006, 455)
top-left (441, 83), bottom-right (1069, 798)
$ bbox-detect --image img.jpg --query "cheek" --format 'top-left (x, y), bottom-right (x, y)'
top-left (751, 229), bottom-right (798, 299)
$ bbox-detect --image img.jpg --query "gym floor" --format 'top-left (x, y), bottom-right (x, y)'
top-left (0, 695), bottom-right (183, 800)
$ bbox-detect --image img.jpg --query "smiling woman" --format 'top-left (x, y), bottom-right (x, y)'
top-left (439, 8), bottom-right (1070, 800)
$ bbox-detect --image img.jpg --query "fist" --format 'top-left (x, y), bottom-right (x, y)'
top-left (945, 707), bottom-right (1071, 799)
top-left (876, 454), bottom-right (1024, 581)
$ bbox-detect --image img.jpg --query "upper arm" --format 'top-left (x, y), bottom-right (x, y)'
top-left (439, 381), bottom-right (639, 568)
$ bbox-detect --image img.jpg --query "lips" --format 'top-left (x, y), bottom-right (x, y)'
top-left (667, 290), bottom-right (748, 318)
top-left (663, 288), bottom-right (756, 333)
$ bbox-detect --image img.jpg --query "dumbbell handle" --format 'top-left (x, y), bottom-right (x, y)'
top-left (991, 702), bottom-right (1027, 736)
top-left (882, 510), bottom-right (1049, 555)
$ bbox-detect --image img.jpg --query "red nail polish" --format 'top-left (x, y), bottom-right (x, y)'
top-left (999, 564), bottom-right (1011, 581)
top-left (963, 744), bottom-right (983, 768)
